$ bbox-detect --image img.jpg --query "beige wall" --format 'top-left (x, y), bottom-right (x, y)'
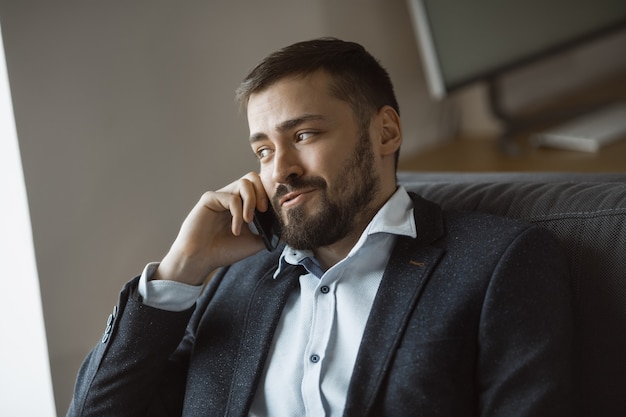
top-left (1, 1), bottom-right (624, 415)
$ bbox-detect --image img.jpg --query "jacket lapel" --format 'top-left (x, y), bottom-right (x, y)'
top-left (343, 193), bottom-right (446, 417)
top-left (225, 263), bottom-right (302, 417)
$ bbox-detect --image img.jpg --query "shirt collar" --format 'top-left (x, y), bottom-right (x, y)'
top-left (274, 186), bottom-right (416, 279)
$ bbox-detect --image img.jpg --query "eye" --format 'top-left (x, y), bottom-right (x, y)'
top-left (255, 146), bottom-right (274, 160)
top-left (296, 131), bottom-right (316, 142)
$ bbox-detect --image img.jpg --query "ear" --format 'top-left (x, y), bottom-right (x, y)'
top-left (375, 105), bottom-right (402, 156)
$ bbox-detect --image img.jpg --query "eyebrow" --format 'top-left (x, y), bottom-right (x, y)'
top-left (249, 114), bottom-right (326, 144)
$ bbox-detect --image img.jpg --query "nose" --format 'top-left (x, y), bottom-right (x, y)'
top-left (271, 145), bottom-right (303, 184)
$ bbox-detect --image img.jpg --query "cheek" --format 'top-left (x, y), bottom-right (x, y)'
top-left (306, 144), bottom-right (341, 173)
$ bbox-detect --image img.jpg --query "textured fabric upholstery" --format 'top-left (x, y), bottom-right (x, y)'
top-left (398, 171), bottom-right (626, 417)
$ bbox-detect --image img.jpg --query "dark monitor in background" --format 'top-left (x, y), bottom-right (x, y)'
top-left (407, 0), bottom-right (626, 100)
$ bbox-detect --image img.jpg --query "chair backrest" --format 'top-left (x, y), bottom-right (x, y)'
top-left (399, 172), bottom-right (626, 417)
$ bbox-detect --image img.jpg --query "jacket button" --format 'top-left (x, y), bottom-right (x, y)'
top-left (101, 306), bottom-right (117, 344)
top-left (101, 322), bottom-right (112, 344)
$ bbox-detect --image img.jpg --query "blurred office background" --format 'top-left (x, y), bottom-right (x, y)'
top-left (0, 1), bottom-right (624, 415)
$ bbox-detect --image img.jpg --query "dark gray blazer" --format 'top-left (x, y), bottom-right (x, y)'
top-left (67, 193), bottom-right (574, 416)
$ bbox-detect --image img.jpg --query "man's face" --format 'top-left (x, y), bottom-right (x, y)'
top-left (247, 71), bottom-right (380, 250)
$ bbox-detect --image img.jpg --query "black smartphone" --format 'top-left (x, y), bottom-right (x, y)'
top-left (251, 205), bottom-right (280, 251)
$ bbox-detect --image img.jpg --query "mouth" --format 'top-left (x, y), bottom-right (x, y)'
top-left (279, 188), bottom-right (316, 208)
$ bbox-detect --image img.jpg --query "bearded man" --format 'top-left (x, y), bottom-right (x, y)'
top-left (68, 38), bottom-right (574, 417)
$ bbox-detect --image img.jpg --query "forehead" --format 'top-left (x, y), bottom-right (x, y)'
top-left (246, 71), bottom-right (349, 131)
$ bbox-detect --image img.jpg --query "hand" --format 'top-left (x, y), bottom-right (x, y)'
top-left (154, 172), bottom-right (269, 285)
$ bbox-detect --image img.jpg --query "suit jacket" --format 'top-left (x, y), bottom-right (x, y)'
top-left (67, 193), bottom-right (574, 416)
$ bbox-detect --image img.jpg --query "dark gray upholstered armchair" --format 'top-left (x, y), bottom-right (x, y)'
top-left (398, 171), bottom-right (626, 417)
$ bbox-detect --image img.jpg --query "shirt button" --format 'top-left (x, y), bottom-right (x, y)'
top-left (310, 354), bottom-right (320, 363)
top-left (320, 285), bottom-right (330, 294)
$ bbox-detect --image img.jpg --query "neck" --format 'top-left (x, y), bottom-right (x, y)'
top-left (313, 185), bottom-right (397, 270)
top-left (312, 208), bottom-right (375, 271)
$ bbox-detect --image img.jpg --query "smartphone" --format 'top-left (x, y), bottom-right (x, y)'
top-left (250, 205), bottom-right (280, 251)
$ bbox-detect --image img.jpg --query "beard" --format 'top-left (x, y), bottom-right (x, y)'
top-left (272, 129), bottom-right (380, 250)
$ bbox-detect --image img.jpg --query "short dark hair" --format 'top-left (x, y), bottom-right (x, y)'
top-left (235, 37), bottom-right (400, 129)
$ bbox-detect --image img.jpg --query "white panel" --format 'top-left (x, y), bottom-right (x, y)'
top-left (0, 25), bottom-right (57, 417)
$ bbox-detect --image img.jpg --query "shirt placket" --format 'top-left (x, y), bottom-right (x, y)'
top-left (300, 272), bottom-right (337, 416)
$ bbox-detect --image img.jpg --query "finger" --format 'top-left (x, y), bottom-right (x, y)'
top-left (198, 191), bottom-right (244, 236)
top-left (224, 193), bottom-right (245, 236)
top-left (215, 177), bottom-right (255, 225)
top-left (238, 177), bottom-right (258, 224)
top-left (212, 172), bottom-right (269, 233)
top-left (242, 172), bottom-right (269, 212)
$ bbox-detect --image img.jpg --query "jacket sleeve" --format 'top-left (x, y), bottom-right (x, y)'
top-left (476, 225), bottom-right (575, 417)
top-left (66, 276), bottom-right (195, 417)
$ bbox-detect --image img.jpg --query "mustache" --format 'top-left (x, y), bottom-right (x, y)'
top-left (273, 176), bottom-right (327, 204)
